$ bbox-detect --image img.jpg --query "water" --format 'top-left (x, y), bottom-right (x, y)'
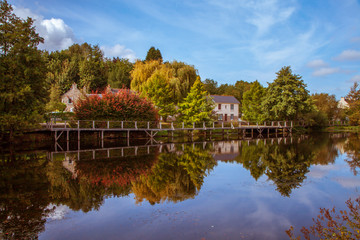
top-left (0, 133), bottom-right (359, 239)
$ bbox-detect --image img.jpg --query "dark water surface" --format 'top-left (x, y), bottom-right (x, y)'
top-left (1, 133), bottom-right (359, 239)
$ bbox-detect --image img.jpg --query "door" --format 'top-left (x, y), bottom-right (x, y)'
top-left (225, 114), bottom-right (227, 122)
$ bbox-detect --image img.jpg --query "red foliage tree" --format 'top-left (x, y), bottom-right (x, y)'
top-left (74, 89), bottom-right (158, 121)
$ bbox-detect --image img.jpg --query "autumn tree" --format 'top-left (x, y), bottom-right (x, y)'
top-left (145, 46), bottom-right (163, 62)
top-left (311, 93), bottom-right (339, 121)
top-left (345, 82), bottom-right (360, 125)
top-left (242, 81), bottom-right (265, 122)
top-left (262, 66), bottom-right (313, 120)
top-left (0, 0), bottom-right (47, 139)
top-left (177, 77), bottom-right (214, 126)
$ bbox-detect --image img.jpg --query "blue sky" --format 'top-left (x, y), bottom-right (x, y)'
top-left (9, 0), bottom-right (360, 99)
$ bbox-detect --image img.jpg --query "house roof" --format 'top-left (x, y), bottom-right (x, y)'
top-left (210, 95), bottom-right (240, 104)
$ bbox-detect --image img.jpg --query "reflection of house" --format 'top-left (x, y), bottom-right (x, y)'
top-left (61, 83), bottom-right (121, 112)
top-left (62, 155), bottom-right (77, 178)
top-left (338, 97), bottom-right (349, 109)
top-left (212, 141), bottom-right (240, 161)
top-left (211, 95), bottom-right (240, 122)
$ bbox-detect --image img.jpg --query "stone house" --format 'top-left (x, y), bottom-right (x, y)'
top-left (210, 95), bottom-right (240, 122)
top-left (61, 83), bottom-right (120, 112)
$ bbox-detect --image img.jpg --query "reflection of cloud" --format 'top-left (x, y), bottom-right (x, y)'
top-left (333, 177), bottom-right (360, 188)
top-left (46, 204), bottom-right (70, 220)
top-left (308, 164), bottom-right (340, 179)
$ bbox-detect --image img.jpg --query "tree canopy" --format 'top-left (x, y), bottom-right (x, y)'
top-left (262, 66), bottom-right (313, 121)
top-left (0, 0), bottom-right (47, 138)
top-left (145, 46), bottom-right (163, 62)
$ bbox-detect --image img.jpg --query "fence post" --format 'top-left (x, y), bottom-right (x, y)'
top-left (222, 122), bottom-right (224, 128)
top-left (64, 120), bottom-right (67, 129)
top-left (121, 121), bottom-right (123, 129)
top-left (135, 121), bottom-right (137, 129)
top-left (107, 121), bottom-right (109, 129)
top-left (171, 122), bottom-right (174, 130)
top-left (147, 122), bottom-right (150, 129)
top-left (182, 122), bottom-right (184, 129)
top-left (160, 122), bottom-right (162, 129)
top-left (92, 121), bottom-right (95, 129)
top-left (203, 122), bottom-right (205, 129)
top-left (77, 120), bottom-right (80, 129)
top-left (213, 122), bottom-right (215, 128)
top-left (291, 121), bottom-right (293, 127)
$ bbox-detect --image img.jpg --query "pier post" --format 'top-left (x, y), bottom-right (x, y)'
top-left (107, 121), bottom-right (109, 129)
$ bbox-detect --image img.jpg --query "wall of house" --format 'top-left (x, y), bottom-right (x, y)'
top-left (61, 83), bottom-right (83, 112)
top-left (213, 103), bottom-right (239, 121)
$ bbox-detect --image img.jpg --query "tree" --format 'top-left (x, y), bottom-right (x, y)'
top-left (0, 0), bottom-right (47, 139)
top-left (311, 93), bottom-right (339, 121)
top-left (242, 81), bottom-right (265, 122)
top-left (45, 84), bottom-right (66, 112)
top-left (144, 71), bottom-right (176, 121)
top-left (262, 66), bottom-right (313, 121)
top-left (345, 82), bottom-right (360, 125)
top-left (107, 57), bottom-right (133, 89)
top-left (145, 46), bottom-right (162, 62)
top-left (177, 77), bottom-right (214, 126)
top-left (203, 78), bottom-right (219, 94)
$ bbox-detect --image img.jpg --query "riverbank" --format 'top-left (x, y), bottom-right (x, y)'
top-left (324, 126), bottom-right (360, 132)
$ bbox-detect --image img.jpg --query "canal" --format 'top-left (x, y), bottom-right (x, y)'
top-left (0, 133), bottom-right (359, 239)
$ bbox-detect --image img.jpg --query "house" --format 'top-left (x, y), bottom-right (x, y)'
top-left (210, 95), bottom-right (240, 122)
top-left (61, 83), bottom-right (121, 112)
top-left (61, 83), bottom-right (85, 112)
top-left (338, 97), bottom-right (349, 109)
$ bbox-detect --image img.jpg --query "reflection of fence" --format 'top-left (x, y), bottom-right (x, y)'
top-left (48, 137), bottom-right (301, 162)
top-left (43, 120), bottom-right (298, 142)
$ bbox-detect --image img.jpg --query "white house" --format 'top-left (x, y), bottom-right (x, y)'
top-left (210, 95), bottom-right (240, 122)
top-left (338, 97), bottom-right (349, 109)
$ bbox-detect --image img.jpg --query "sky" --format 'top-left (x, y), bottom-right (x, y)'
top-left (8, 0), bottom-right (360, 99)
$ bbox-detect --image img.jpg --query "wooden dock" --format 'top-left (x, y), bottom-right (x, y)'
top-left (41, 120), bottom-right (300, 142)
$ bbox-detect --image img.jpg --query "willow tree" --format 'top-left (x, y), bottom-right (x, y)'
top-left (0, 0), bottom-right (47, 139)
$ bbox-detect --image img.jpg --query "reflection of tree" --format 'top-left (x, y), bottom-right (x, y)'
top-left (132, 145), bottom-right (217, 204)
top-left (47, 153), bottom-right (158, 212)
top-left (0, 153), bottom-right (52, 239)
top-left (263, 144), bottom-right (312, 197)
top-left (236, 139), bottom-right (316, 197)
top-left (344, 134), bottom-right (360, 176)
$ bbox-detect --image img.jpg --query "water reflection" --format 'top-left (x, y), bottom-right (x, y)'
top-left (0, 133), bottom-right (356, 239)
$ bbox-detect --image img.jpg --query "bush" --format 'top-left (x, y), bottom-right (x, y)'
top-left (74, 89), bottom-right (158, 121)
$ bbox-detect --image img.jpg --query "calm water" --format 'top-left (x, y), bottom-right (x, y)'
top-left (1, 133), bottom-right (359, 239)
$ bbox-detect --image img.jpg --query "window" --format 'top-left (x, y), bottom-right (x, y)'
top-left (225, 105), bottom-right (227, 109)
top-left (218, 104), bottom-right (221, 110)
top-left (230, 114), bottom-right (234, 120)
top-left (218, 114), bottom-right (223, 121)
top-left (231, 104), bottom-right (234, 110)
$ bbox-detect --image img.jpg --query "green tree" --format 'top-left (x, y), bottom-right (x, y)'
top-left (79, 45), bottom-right (108, 92)
top-left (177, 77), bottom-right (214, 126)
top-left (0, 0), bottom-right (47, 139)
top-left (311, 93), bottom-right (339, 121)
top-left (145, 46), bottom-right (163, 62)
top-left (262, 66), bottom-right (313, 120)
top-left (345, 82), bottom-right (360, 125)
top-left (144, 71), bottom-right (176, 121)
top-left (45, 84), bottom-right (66, 112)
top-left (242, 80), bottom-right (265, 122)
top-left (107, 57), bottom-right (133, 89)
top-left (203, 78), bottom-right (219, 94)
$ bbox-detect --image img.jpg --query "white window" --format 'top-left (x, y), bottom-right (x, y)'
top-left (230, 114), bottom-right (234, 120)
top-left (231, 104), bottom-right (234, 110)
top-left (218, 114), bottom-right (223, 121)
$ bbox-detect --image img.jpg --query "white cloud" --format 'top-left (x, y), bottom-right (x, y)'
top-left (350, 75), bottom-right (360, 82)
top-left (38, 18), bottom-right (75, 51)
top-left (13, 6), bottom-right (75, 51)
top-left (101, 44), bottom-right (136, 62)
top-left (307, 59), bottom-right (328, 68)
top-left (334, 49), bottom-right (360, 61)
top-left (312, 67), bottom-right (340, 77)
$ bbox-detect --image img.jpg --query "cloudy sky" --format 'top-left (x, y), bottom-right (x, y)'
top-left (8, 0), bottom-right (360, 98)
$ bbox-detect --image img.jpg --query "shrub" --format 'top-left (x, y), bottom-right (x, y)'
top-left (74, 89), bottom-right (158, 121)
